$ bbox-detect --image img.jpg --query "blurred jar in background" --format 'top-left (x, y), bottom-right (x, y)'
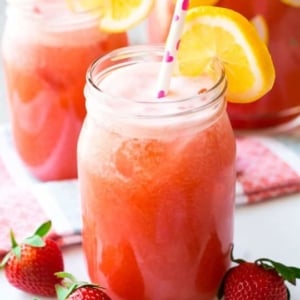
top-left (1, 0), bottom-right (128, 181)
top-left (147, 0), bottom-right (300, 129)
top-left (147, 0), bottom-right (217, 43)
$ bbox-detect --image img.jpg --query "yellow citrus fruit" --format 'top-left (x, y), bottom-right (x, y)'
top-left (172, 0), bottom-right (219, 7)
top-left (66, 0), bottom-right (154, 33)
top-left (280, 0), bottom-right (300, 7)
top-left (190, 0), bottom-right (220, 7)
top-left (251, 15), bottom-right (269, 44)
top-left (177, 6), bottom-right (275, 103)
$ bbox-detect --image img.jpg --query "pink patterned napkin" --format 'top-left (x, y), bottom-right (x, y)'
top-left (235, 133), bottom-right (300, 204)
top-left (1, 123), bottom-right (300, 256)
top-left (0, 125), bottom-right (82, 258)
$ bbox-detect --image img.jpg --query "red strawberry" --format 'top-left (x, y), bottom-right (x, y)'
top-left (218, 246), bottom-right (300, 300)
top-left (0, 220), bottom-right (64, 297)
top-left (56, 272), bottom-right (111, 300)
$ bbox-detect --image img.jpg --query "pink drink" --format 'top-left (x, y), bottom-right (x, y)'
top-left (2, 0), bottom-right (128, 180)
top-left (78, 46), bottom-right (236, 300)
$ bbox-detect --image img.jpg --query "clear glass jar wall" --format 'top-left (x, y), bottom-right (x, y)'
top-left (77, 45), bottom-right (236, 300)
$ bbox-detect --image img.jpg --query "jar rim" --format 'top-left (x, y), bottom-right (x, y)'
top-left (85, 45), bottom-right (228, 120)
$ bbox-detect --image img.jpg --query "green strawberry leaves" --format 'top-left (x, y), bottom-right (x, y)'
top-left (23, 220), bottom-right (52, 247)
top-left (10, 229), bottom-right (21, 259)
top-left (56, 282), bottom-right (72, 300)
top-left (256, 258), bottom-right (300, 285)
top-left (0, 220), bottom-right (52, 268)
top-left (55, 271), bottom-right (79, 299)
top-left (55, 271), bottom-right (105, 300)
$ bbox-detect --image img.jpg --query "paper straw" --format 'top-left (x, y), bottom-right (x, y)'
top-left (156, 0), bottom-right (190, 98)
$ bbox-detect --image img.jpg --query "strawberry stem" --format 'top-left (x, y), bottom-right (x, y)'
top-left (56, 271), bottom-right (78, 283)
top-left (229, 244), bottom-right (246, 264)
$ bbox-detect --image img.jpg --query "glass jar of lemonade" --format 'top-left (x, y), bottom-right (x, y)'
top-left (148, 0), bottom-right (300, 129)
top-left (1, 0), bottom-right (128, 181)
top-left (78, 45), bottom-right (236, 300)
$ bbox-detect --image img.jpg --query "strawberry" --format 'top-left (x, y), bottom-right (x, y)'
top-left (0, 220), bottom-right (64, 297)
top-left (218, 246), bottom-right (300, 300)
top-left (56, 272), bottom-right (111, 300)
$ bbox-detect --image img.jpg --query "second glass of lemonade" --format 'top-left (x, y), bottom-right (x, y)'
top-left (1, 0), bottom-right (128, 180)
top-left (78, 45), bottom-right (236, 300)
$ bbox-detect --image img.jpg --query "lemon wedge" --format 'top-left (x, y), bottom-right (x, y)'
top-left (66, 0), bottom-right (154, 32)
top-left (189, 0), bottom-right (220, 7)
top-left (177, 6), bottom-right (275, 103)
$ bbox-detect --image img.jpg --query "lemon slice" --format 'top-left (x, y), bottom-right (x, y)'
top-left (251, 14), bottom-right (269, 44)
top-left (280, 0), bottom-right (300, 7)
top-left (177, 6), bottom-right (275, 103)
top-left (172, 0), bottom-right (219, 7)
top-left (66, 0), bottom-right (154, 32)
top-left (190, 0), bottom-right (220, 7)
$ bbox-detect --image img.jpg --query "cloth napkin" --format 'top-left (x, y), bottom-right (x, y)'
top-left (1, 122), bottom-right (300, 257)
top-left (235, 120), bottom-right (300, 204)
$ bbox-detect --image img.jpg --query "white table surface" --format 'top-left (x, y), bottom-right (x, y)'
top-left (1, 193), bottom-right (300, 299)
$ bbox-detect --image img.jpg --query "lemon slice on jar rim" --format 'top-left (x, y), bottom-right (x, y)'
top-left (177, 6), bottom-right (275, 104)
top-left (66, 0), bottom-right (155, 32)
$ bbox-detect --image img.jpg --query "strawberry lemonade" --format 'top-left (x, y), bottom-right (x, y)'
top-left (1, 0), bottom-right (128, 180)
top-left (78, 5), bottom-right (275, 300)
top-left (78, 45), bottom-right (236, 300)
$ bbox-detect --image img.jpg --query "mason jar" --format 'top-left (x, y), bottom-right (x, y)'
top-left (1, 0), bottom-right (128, 180)
top-left (77, 45), bottom-right (236, 300)
top-left (147, 0), bottom-right (300, 129)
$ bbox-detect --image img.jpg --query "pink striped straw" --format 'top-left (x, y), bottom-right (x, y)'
top-left (156, 0), bottom-right (190, 98)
